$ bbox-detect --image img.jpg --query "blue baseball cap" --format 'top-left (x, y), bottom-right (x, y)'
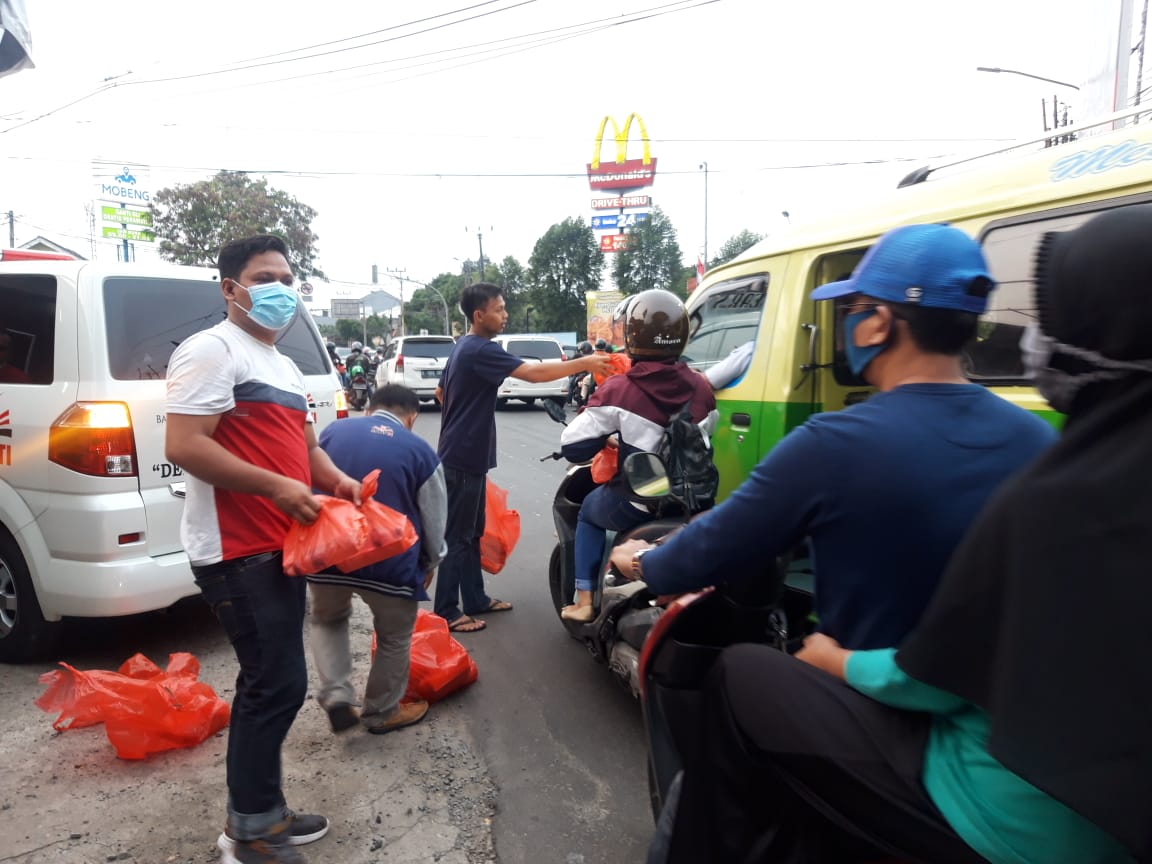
top-left (810, 223), bottom-right (995, 314)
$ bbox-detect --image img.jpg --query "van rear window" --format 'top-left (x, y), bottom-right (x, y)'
top-left (103, 277), bottom-right (330, 380)
top-left (504, 339), bottom-right (563, 360)
top-left (401, 339), bottom-right (455, 359)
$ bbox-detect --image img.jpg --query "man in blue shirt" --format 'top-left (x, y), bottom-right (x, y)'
top-left (611, 223), bottom-right (1057, 650)
top-left (434, 282), bottom-right (610, 632)
top-left (308, 384), bottom-right (446, 736)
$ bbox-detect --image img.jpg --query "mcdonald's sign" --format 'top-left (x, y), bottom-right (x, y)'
top-left (587, 113), bottom-right (657, 191)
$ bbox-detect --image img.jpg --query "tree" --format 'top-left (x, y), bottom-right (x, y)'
top-left (710, 229), bottom-right (765, 268)
top-left (612, 207), bottom-right (685, 298)
top-left (151, 171), bottom-right (325, 278)
top-left (495, 255), bottom-right (530, 331)
top-left (527, 218), bottom-right (605, 333)
top-left (403, 288), bottom-right (451, 335)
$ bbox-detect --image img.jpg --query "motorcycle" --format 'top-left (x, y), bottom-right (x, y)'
top-left (540, 399), bottom-right (711, 697)
top-left (633, 457), bottom-right (815, 820)
top-left (346, 365), bottom-right (370, 411)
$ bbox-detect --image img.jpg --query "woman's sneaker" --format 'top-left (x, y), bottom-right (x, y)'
top-left (218, 811), bottom-right (328, 856)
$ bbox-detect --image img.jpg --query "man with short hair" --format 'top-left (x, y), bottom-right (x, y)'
top-left (612, 223), bottom-right (1058, 651)
top-left (433, 282), bottom-right (611, 632)
top-left (166, 234), bottom-right (362, 864)
top-left (308, 383), bottom-right (446, 736)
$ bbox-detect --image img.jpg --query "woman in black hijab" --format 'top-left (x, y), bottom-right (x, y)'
top-left (657, 206), bottom-right (1150, 864)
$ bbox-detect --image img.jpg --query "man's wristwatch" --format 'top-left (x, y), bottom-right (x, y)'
top-left (631, 547), bottom-right (652, 581)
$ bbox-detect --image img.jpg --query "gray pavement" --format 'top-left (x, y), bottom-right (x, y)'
top-left (0, 401), bottom-right (653, 864)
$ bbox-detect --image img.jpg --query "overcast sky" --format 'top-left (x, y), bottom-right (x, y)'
top-left (0, 0), bottom-right (1115, 307)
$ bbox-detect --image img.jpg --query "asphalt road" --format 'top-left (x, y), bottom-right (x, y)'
top-left (0, 400), bottom-right (654, 864)
top-left (411, 400), bottom-right (654, 864)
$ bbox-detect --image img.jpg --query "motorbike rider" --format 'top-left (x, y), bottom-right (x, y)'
top-left (611, 223), bottom-right (1058, 650)
top-left (559, 290), bottom-right (717, 622)
top-left (568, 341), bottom-right (594, 406)
top-left (645, 207), bottom-right (1152, 864)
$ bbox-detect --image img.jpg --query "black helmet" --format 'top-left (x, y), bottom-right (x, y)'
top-left (325, 340), bottom-right (336, 351)
top-left (351, 341), bottom-right (363, 351)
top-left (623, 289), bottom-right (689, 359)
top-left (594, 338), bottom-right (608, 351)
top-left (577, 340), bottom-right (594, 356)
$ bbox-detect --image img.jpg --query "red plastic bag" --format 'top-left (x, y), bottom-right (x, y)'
top-left (283, 497), bottom-right (367, 576)
top-left (283, 470), bottom-right (417, 576)
top-left (591, 445), bottom-right (618, 483)
top-left (336, 471), bottom-right (418, 572)
top-left (35, 652), bottom-right (230, 760)
top-left (480, 478), bottom-right (520, 574)
top-left (403, 610), bottom-right (478, 703)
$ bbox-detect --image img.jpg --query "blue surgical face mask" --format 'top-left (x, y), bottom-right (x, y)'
top-left (235, 280), bottom-right (298, 332)
top-left (843, 309), bottom-right (888, 377)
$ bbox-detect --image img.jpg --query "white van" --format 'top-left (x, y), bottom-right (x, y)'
top-left (493, 335), bottom-right (568, 406)
top-left (0, 259), bottom-right (347, 661)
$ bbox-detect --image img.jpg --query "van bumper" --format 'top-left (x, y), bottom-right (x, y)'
top-left (35, 551), bottom-right (198, 621)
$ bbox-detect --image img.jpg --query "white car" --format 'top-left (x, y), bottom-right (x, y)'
top-left (376, 335), bottom-right (456, 400)
top-left (493, 336), bottom-right (568, 406)
top-left (0, 258), bottom-right (346, 662)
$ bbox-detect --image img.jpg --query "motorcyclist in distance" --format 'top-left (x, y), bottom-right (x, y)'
top-left (611, 223), bottom-right (1058, 651)
top-left (558, 290), bottom-right (717, 622)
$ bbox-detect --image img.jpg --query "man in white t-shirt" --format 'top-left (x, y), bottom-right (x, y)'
top-left (166, 234), bottom-right (361, 864)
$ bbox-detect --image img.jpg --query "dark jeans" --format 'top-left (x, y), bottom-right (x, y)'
top-left (433, 467), bottom-right (490, 622)
top-left (656, 645), bottom-right (987, 864)
top-left (193, 551), bottom-right (307, 837)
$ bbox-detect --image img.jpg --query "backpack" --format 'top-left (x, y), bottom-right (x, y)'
top-left (655, 406), bottom-right (719, 514)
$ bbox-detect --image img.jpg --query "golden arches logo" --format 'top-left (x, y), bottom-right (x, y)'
top-left (590, 113), bottom-right (652, 169)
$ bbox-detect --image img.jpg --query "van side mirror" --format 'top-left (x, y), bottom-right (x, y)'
top-left (623, 452), bottom-right (671, 498)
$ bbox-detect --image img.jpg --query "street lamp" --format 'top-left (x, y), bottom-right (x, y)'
top-left (525, 305), bottom-right (533, 334)
top-left (976, 66), bottom-right (1080, 90)
top-left (699, 162), bottom-right (709, 268)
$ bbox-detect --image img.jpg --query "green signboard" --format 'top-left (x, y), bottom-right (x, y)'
top-left (102, 226), bottom-right (155, 242)
top-left (101, 206), bottom-right (153, 228)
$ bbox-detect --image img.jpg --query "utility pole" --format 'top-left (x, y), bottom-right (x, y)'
top-left (699, 163), bottom-right (709, 268)
top-left (465, 226), bottom-right (492, 278)
top-left (6, 210), bottom-right (13, 247)
top-left (1136, 0), bottom-right (1150, 120)
top-left (386, 267), bottom-right (407, 338)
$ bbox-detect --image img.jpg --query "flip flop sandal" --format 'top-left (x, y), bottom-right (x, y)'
top-left (484, 599), bottom-right (513, 613)
top-left (448, 615), bottom-right (487, 633)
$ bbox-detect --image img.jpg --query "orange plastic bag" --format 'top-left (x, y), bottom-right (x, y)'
top-left (480, 478), bottom-right (520, 574)
top-left (593, 351), bottom-right (632, 385)
top-left (591, 446), bottom-right (618, 483)
top-left (35, 652), bottom-right (230, 760)
top-left (335, 471), bottom-right (419, 573)
top-left (403, 610), bottom-right (478, 703)
top-left (283, 470), bottom-right (417, 576)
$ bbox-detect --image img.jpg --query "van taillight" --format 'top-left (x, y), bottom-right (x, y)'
top-left (334, 388), bottom-right (349, 420)
top-left (395, 354), bottom-right (404, 372)
top-left (48, 402), bottom-right (137, 477)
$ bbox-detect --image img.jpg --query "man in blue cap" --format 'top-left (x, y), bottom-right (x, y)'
top-left (611, 223), bottom-right (1057, 650)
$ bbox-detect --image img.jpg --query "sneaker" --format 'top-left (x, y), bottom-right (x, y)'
top-left (365, 700), bottom-right (429, 735)
top-left (326, 703), bottom-right (360, 733)
top-left (219, 820), bottom-right (307, 863)
top-left (218, 811), bottom-right (328, 855)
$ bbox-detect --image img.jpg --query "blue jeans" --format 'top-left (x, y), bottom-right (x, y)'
top-left (192, 551), bottom-right (307, 839)
top-left (433, 467), bottom-right (491, 622)
top-left (574, 485), bottom-right (651, 592)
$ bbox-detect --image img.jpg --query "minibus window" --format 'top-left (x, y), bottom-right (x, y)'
top-left (682, 276), bottom-right (767, 374)
top-left (972, 206), bottom-right (1131, 384)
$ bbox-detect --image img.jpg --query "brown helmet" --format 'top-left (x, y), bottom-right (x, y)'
top-left (624, 289), bottom-right (689, 359)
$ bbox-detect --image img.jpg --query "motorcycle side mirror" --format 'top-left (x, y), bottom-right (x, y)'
top-left (543, 399), bottom-right (568, 425)
top-left (623, 452), bottom-right (671, 498)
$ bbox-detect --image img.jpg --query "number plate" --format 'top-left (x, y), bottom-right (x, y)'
top-left (421, 370), bottom-right (441, 379)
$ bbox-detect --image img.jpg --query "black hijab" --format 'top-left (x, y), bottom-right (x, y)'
top-left (897, 205), bottom-right (1152, 861)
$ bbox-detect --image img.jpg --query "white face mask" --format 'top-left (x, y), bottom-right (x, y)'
top-left (1020, 324), bottom-right (1152, 413)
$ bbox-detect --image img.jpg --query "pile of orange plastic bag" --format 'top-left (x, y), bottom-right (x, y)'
top-left (35, 652), bottom-right (230, 760)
